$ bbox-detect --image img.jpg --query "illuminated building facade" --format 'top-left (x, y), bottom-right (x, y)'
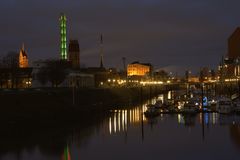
top-left (60, 13), bottom-right (67, 60)
top-left (219, 58), bottom-right (240, 80)
top-left (127, 62), bottom-right (151, 77)
top-left (228, 27), bottom-right (240, 59)
top-left (68, 40), bottom-right (80, 69)
top-left (218, 27), bottom-right (240, 80)
top-left (19, 44), bottom-right (28, 68)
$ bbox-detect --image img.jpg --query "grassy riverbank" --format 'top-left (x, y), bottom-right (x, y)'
top-left (0, 86), bottom-right (166, 124)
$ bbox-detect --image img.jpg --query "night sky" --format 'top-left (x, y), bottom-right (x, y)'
top-left (1, 0), bottom-right (240, 74)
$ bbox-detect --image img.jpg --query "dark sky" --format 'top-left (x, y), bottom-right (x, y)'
top-left (1, 0), bottom-right (240, 74)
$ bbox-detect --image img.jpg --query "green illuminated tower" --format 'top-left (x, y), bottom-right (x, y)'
top-left (60, 13), bottom-right (67, 60)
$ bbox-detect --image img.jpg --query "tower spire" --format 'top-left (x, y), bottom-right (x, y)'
top-left (60, 13), bottom-right (67, 60)
top-left (100, 34), bottom-right (104, 68)
top-left (19, 43), bottom-right (28, 68)
top-left (22, 43), bottom-right (25, 51)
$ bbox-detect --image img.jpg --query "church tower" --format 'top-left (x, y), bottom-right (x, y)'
top-left (19, 44), bottom-right (28, 68)
top-left (68, 40), bottom-right (80, 69)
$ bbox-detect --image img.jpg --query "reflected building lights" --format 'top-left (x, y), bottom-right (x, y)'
top-left (108, 106), bottom-right (233, 135)
top-left (204, 113), bottom-right (209, 125)
top-left (167, 91), bottom-right (171, 99)
top-left (212, 113), bottom-right (217, 125)
top-left (125, 110), bottom-right (127, 130)
top-left (122, 110), bottom-right (125, 131)
top-left (118, 111), bottom-right (121, 132)
top-left (114, 113), bottom-right (117, 133)
top-left (109, 117), bottom-right (112, 134)
top-left (107, 96), bottom-right (226, 136)
top-left (177, 114), bottom-right (185, 124)
top-left (130, 110), bottom-right (132, 124)
top-left (160, 114), bottom-right (163, 118)
top-left (108, 106), bottom-right (147, 135)
top-left (199, 113), bottom-right (203, 124)
top-left (199, 112), bottom-right (219, 125)
top-left (61, 146), bottom-right (71, 160)
top-left (178, 114), bottom-right (181, 124)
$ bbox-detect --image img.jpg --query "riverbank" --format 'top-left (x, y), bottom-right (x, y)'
top-left (0, 86), bottom-right (166, 124)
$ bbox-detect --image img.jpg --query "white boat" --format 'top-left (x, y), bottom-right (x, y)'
top-left (162, 99), bottom-right (174, 108)
top-left (216, 97), bottom-right (233, 114)
top-left (233, 99), bottom-right (240, 113)
top-left (181, 100), bottom-right (199, 114)
top-left (144, 106), bottom-right (160, 117)
top-left (147, 100), bottom-right (163, 109)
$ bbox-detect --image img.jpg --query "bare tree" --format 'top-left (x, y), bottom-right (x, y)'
top-left (37, 60), bottom-right (69, 87)
top-left (0, 52), bottom-right (19, 88)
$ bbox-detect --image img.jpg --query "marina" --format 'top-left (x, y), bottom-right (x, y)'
top-left (1, 1), bottom-right (240, 159)
top-left (2, 93), bottom-right (240, 160)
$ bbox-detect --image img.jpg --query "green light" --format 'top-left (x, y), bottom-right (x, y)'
top-left (60, 13), bottom-right (67, 60)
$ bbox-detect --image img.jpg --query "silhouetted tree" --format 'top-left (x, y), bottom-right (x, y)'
top-left (37, 67), bottom-right (48, 86)
top-left (37, 60), bottom-right (69, 87)
top-left (0, 52), bottom-right (19, 68)
top-left (0, 52), bottom-right (19, 88)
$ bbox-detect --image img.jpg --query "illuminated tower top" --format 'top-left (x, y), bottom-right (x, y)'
top-left (60, 13), bottom-right (67, 60)
top-left (100, 34), bottom-right (104, 68)
top-left (19, 43), bottom-right (29, 68)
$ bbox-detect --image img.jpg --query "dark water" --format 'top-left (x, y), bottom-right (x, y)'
top-left (1, 95), bottom-right (240, 160)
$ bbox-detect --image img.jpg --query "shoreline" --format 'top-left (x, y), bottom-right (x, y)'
top-left (0, 86), bottom-right (167, 124)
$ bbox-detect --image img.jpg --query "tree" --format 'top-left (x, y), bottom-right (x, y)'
top-left (37, 60), bottom-right (69, 87)
top-left (0, 52), bottom-right (19, 68)
top-left (0, 52), bottom-right (19, 88)
top-left (37, 67), bottom-right (48, 86)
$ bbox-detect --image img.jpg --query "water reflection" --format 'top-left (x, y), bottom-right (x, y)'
top-left (61, 146), bottom-right (71, 160)
top-left (2, 92), bottom-right (240, 160)
top-left (108, 106), bottom-right (146, 135)
top-left (230, 124), bottom-right (240, 149)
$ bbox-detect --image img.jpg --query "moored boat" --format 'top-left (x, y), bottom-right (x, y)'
top-left (144, 106), bottom-right (160, 117)
top-left (216, 97), bottom-right (233, 114)
top-left (233, 99), bottom-right (240, 114)
top-left (181, 100), bottom-right (199, 114)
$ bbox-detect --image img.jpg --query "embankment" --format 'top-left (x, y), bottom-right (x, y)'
top-left (0, 86), bottom-right (166, 124)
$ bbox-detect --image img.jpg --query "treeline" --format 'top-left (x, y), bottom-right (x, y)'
top-left (0, 52), bottom-right (70, 88)
top-left (0, 52), bottom-right (31, 88)
top-left (36, 60), bottom-right (70, 87)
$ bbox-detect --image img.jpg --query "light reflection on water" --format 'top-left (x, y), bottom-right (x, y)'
top-left (108, 106), bottom-right (146, 135)
top-left (2, 92), bottom-right (240, 160)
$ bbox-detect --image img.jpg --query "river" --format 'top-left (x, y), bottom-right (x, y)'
top-left (1, 92), bottom-right (240, 160)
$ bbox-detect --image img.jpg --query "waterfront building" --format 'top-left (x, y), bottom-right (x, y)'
top-left (31, 60), bottom-right (51, 88)
top-left (60, 13), bottom-right (67, 60)
top-left (0, 49), bottom-right (31, 88)
top-left (67, 72), bottom-right (94, 88)
top-left (217, 27), bottom-right (240, 80)
top-left (228, 27), bottom-right (240, 59)
top-left (80, 67), bottom-right (108, 87)
top-left (218, 57), bottom-right (240, 81)
top-left (68, 40), bottom-right (80, 69)
top-left (127, 62), bottom-right (151, 77)
top-left (153, 70), bottom-right (169, 82)
top-left (19, 44), bottom-right (28, 68)
top-left (198, 67), bottom-right (217, 83)
top-left (0, 68), bottom-right (32, 88)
